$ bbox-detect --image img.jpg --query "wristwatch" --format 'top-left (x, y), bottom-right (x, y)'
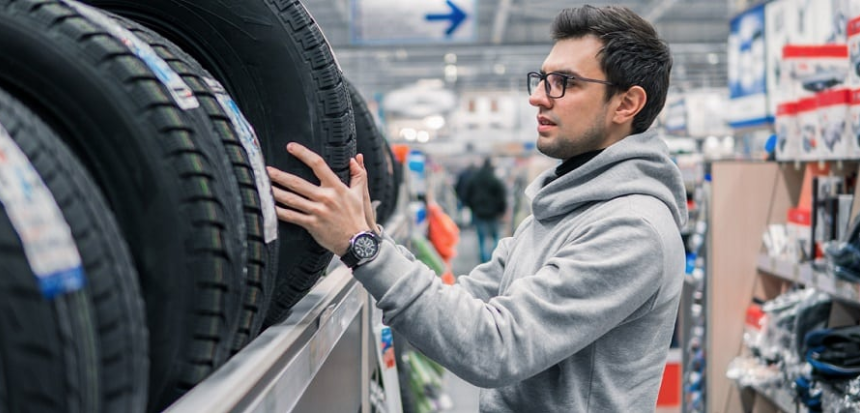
top-left (340, 230), bottom-right (381, 269)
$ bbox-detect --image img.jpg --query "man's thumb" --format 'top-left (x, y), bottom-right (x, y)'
top-left (349, 158), bottom-right (366, 188)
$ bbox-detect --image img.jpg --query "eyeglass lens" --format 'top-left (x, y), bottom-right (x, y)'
top-left (528, 73), bottom-right (566, 98)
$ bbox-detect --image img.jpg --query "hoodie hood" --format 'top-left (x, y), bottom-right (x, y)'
top-left (524, 129), bottom-right (688, 229)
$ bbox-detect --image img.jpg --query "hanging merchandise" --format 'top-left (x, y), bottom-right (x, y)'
top-left (410, 234), bottom-right (447, 277)
top-left (402, 350), bottom-right (452, 413)
top-left (373, 324), bottom-right (403, 413)
top-left (410, 201), bottom-right (429, 237)
top-left (407, 154), bottom-right (426, 193)
top-left (407, 150), bottom-right (427, 199)
top-left (426, 202), bottom-right (459, 263)
top-left (426, 202), bottom-right (459, 285)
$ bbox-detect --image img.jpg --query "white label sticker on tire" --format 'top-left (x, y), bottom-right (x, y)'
top-left (62, 0), bottom-right (200, 111)
top-left (0, 122), bottom-right (85, 298)
top-left (205, 78), bottom-right (278, 243)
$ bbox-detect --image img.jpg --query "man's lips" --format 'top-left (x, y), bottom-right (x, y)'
top-left (537, 115), bottom-right (556, 132)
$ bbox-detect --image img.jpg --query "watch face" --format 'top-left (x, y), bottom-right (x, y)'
top-left (353, 234), bottom-right (378, 259)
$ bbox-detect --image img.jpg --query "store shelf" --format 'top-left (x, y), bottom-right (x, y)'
top-left (756, 253), bottom-right (860, 305)
top-left (165, 259), bottom-right (368, 413)
top-left (749, 383), bottom-right (806, 413)
top-left (161, 214), bottom-right (411, 413)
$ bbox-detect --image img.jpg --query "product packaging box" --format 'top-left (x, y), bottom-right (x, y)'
top-left (816, 88), bottom-right (851, 159)
top-left (849, 89), bottom-right (860, 157)
top-left (786, 207), bottom-right (812, 262)
top-left (780, 44), bottom-right (849, 106)
top-left (766, 0), bottom-right (814, 117)
top-left (776, 101), bottom-right (800, 161)
top-left (830, 0), bottom-right (851, 43)
top-left (849, 16), bottom-right (860, 87)
top-left (797, 96), bottom-right (821, 160)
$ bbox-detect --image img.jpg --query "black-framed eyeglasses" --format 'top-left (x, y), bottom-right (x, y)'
top-left (527, 71), bottom-right (614, 98)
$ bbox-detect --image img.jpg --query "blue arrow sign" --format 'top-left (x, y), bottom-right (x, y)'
top-left (351, 0), bottom-right (476, 44)
top-left (425, 0), bottom-right (467, 37)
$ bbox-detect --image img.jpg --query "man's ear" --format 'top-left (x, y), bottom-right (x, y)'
top-left (612, 85), bottom-right (647, 125)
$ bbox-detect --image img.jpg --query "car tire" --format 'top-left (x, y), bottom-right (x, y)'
top-left (0, 87), bottom-right (148, 413)
top-left (0, 1), bottom-right (246, 409)
top-left (80, 0), bottom-right (358, 323)
top-left (110, 13), bottom-right (279, 356)
top-left (346, 79), bottom-right (398, 225)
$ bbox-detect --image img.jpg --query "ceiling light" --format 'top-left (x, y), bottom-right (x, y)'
top-left (417, 130), bottom-right (430, 142)
top-left (423, 115), bottom-right (446, 130)
top-left (707, 53), bottom-right (720, 65)
top-left (445, 64), bottom-right (458, 82)
top-left (444, 53), bottom-right (457, 64)
top-left (400, 128), bottom-right (417, 141)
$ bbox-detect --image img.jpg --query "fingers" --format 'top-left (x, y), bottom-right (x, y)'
top-left (274, 204), bottom-right (311, 226)
top-left (286, 142), bottom-right (341, 187)
top-left (271, 185), bottom-right (316, 214)
top-left (266, 165), bottom-right (290, 186)
top-left (349, 158), bottom-right (367, 190)
top-left (267, 166), bottom-right (320, 200)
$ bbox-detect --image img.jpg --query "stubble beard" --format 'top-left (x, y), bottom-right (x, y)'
top-left (536, 112), bottom-right (607, 160)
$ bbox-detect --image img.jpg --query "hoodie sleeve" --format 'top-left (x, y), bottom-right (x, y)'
top-left (452, 237), bottom-right (513, 302)
top-left (352, 212), bottom-right (668, 388)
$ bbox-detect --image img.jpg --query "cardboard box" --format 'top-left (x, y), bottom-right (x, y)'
top-left (848, 89), bottom-right (860, 157)
top-left (848, 16), bottom-right (860, 87)
top-left (816, 88), bottom-right (851, 159)
top-left (780, 44), bottom-right (849, 106)
top-left (797, 96), bottom-right (821, 160)
top-left (775, 101), bottom-right (800, 161)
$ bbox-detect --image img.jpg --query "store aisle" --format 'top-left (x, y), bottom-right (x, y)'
top-left (451, 222), bottom-right (482, 275)
top-left (443, 371), bottom-right (480, 413)
top-left (444, 224), bottom-right (481, 412)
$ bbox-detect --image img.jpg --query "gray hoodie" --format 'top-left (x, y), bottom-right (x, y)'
top-left (354, 129), bottom-right (688, 412)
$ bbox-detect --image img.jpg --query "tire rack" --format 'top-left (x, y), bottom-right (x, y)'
top-left (165, 214), bottom-right (410, 413)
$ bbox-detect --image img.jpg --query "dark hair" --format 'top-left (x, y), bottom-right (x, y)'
top-left (551, 5), bottom-right (672, 134)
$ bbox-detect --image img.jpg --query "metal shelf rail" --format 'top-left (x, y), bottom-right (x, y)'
top-left (165, 215), bottom-right (410, 413)
top-left (166, 266), bottom-right (366, 412)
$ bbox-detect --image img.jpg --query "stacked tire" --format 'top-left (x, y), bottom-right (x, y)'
top-left (0, 0), bottom-right (400, 411)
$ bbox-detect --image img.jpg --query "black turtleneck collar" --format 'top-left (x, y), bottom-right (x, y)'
top-left (544, 149), bottom-right (604, 186)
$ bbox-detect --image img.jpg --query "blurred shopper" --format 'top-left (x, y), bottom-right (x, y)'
top-left (453, 162), bottom-right (476, 225)
top-left (268, 5), bottom-right (686, 411)
top-left (454, 163), bottom-right (475, 206)
top-left (462, 157), bottom-right (506, 262)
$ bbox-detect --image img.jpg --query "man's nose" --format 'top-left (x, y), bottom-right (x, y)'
top-left (528, 85), bottom-right (552, 107)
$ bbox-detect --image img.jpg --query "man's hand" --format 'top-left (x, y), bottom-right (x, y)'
top-left (267, 143), bottom-right (376, 256)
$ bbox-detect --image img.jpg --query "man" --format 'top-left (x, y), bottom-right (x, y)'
top-left (462, 157), bottom-right (507, 262)
top-left (268, 5), bottom-right (687, 412)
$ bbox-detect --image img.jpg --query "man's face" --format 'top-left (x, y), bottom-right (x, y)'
top-left (528, 35), bottom-right (617, 160)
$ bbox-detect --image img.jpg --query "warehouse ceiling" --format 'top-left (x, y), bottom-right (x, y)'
top-left (303, 0), bottom-right (731, 100)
